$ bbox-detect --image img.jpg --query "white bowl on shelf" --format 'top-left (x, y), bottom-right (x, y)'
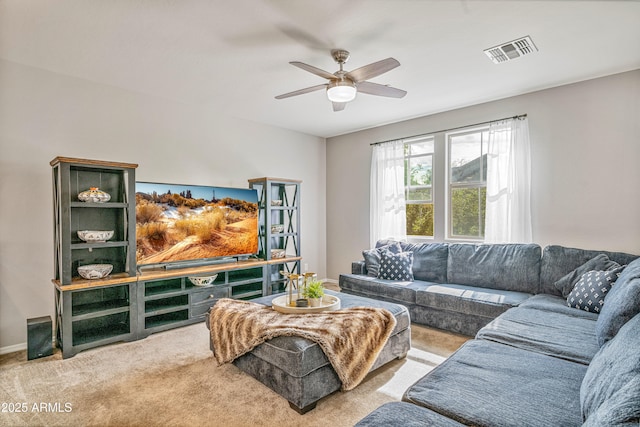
top-left (188, 274), bottom-right (218, 286)
top-left (271, 199), bottom-right (283, 206)
top-left (271, 224), bottom-right (284, 233)
top-left (77, 264), bottom-right (113, 280)
top-left (77, 230), bottom-right (114, 243)
top-left (271, 249), bottom-right (286, 259)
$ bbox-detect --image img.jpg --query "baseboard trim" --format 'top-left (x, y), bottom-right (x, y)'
top-left (0, 342), bottom-right (27, 355)
top-left (322, 278), bottom-right (338, 284)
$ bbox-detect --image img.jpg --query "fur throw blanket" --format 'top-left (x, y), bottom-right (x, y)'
top-left (208, 298), bottom-right (397, 391)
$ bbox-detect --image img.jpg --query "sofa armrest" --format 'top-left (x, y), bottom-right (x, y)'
top-left (352, 261), bottom-right (367, 275)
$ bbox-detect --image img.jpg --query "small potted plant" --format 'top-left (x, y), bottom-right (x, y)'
top-left (305, 280), bottom-right (325, 307)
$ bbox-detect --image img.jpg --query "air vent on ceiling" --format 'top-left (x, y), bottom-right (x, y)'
top-left (484, 36), bottom-right (538, 64)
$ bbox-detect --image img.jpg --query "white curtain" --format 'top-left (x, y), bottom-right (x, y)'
top-left (484, 117), bottom-right (533, 243)
top-left (370, 140), bottom-right (407, 247)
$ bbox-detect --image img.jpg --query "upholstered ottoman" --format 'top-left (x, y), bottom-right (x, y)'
top-left (213, 290), bottom-right (411, 414)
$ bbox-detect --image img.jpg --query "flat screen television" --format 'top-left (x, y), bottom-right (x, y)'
top-left (135, 181), bottom-right (259, 267)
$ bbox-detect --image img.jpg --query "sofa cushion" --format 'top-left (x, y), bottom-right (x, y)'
top-left (355, 402), bottom-right (466, 427)
top-left (339, 273), bottom-right (432, 305)
top-left (403, 339), bottom-right (587, 427)
top-left (415, 283), bottom-right (531, 318)
top-left (518, 294), bottom-right (599, 320)
top-left (581, 312), bottom-right (640, 425)
top-left (411, 305), bottom-right (493, 337)
top-left (554, 254), bottom-right (623, 297)
top-left (540, 245), bottom-right (638, 296)
top-left (447, 243), bottom-right (541, 293)
top-left (377, 240), bottom-right (449, 283)
top-left (566, 267), bottom-right (624, 313)
top-left (379, 250), bottom-right (414, 281)
top-left (363, 242), bottom-right (402, 277)
top-left (595, 257), bottom-right (640, 346)
top-left (476, 305), bottom-right (599, 364)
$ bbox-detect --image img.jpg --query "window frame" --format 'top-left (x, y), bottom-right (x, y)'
top-left (404, 135), bottom-right (435, 240)
top-left (446, 126), bottom-right (489, 241)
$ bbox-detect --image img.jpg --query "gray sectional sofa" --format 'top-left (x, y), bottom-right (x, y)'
top-left (340, 240), bottom-right (637, 336)
top-left (342, 241), bottom-right (640, 426)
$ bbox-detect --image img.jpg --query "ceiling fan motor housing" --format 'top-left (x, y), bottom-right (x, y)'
top-left (331, 49), bottom-right (351, 65)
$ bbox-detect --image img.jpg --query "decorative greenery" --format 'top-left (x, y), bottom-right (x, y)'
top-left (305, 280), bottom-right (325, 299)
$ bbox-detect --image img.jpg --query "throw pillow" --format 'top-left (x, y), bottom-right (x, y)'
top-left (554, 254), bottom-right (622, 297)
top-left (379, 250), bottom-right (414, 281)
top-left (566, 267), bottom-right (624, 313)
top-left (363, 242), bottom-right (402, 277)
top-left (595, 257), bottom-right (640, 346)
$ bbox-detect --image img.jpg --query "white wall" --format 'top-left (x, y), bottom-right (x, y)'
top-left (0, 59), bottom-right (326, 350)
top-left (326, 70), bottom-right (640, 280)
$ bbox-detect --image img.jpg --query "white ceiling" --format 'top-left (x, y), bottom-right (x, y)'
top-left (1, 0), bottom-right (639, 138)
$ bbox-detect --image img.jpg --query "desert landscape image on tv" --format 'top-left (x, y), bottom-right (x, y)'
top-left (135, 182), bottom-right (259, 266)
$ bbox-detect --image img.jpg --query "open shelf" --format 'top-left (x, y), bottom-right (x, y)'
top-left (145, 310), bottom-right (189, 329)
top-left (72, 312), bottom-right (130, 346)
top-left (145, 295), bottom-right (188, 313)
top-left (72, 300), bottom-right (130, 319)
top-left (144, 278), bottom-right (184, 297)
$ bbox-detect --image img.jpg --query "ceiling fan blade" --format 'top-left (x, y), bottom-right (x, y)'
top-left (346, 58), bottom-right (400, 83)
top-left (357, 81), bottom-right (407, 98)
top-left (275, 84), bottom-right (327, 99)
top-left (332, 102), bottom-right (346, 112)
top-left (290, 62), bottom-right (336, 80)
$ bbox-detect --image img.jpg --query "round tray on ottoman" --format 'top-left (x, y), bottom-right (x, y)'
top-left (271, 295), bottom-right (341, 314)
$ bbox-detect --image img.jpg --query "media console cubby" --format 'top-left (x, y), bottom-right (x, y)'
top-left (54, 278), bottom-right (138, 358)
top-left (136, 261), bottom-right (283, 339)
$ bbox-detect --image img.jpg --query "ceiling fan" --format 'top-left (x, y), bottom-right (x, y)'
top-left (275, 49), bottom-right (407, 112)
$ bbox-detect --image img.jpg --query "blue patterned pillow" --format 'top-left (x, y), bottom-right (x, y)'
top-left (379, 250), bottom-right (414, 281)
top-left (554, 254), bottom-right (621, 297)
top-left (362, 242), bottom-right (402, 277)
top-left (566, 267), bottom-right (624, 313)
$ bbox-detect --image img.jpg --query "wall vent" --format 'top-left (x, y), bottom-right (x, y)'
top-left (484, 36), bottom-right (538, 64)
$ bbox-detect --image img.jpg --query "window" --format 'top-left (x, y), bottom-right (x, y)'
top-left (448, 128), bottom-right (488, 239)
top-left (404, 136), bottom-right (434, 238)
top-left (375, 116), bottom-right (529, 244)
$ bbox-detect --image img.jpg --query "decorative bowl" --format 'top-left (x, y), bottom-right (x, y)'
top-left (188, 274), bottom-right (218, 286)
top-left (271, 199), bottom-right (283, 206)
top-left (271, 224), bottom-right (284, 234)
top-left (78, 187), bottom-right (111, 203)
top-left (77, 264), bottom-right (113, 280)
top-left (271, 249), bottom-right (286, 259)
top-left (77, 230), bottom-right (114, 243)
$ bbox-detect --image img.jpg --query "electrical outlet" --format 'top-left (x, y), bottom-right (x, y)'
top-left (304, 263), bottom-right (308, 272)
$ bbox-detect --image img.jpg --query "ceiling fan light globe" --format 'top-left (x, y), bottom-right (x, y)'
top-left (327, 81), bottom-right (356, 103)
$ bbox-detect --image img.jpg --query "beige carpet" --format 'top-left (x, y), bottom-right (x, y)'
top-left (0, 316), bottom-right (468, 427)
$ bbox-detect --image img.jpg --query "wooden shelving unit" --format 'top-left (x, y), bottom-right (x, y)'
top-left (52, 159), bottom-right (303, 358)
top-left (248, 177), bottom-right (302, 294)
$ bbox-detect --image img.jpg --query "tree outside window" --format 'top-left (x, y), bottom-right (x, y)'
top-left (448, 128), bottom-right (488, 239)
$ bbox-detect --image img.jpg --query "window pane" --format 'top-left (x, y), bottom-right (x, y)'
top-left (407, 187), bottom-right (432, 201)
top-left (451, 187), bottom-right (486, 238)
top-left (450, 133), bottom-right (482, 183)
top-left (406, 203), bottom-right (433, 237)
top-left (409, 155), bottom-right (432, 186)
top-left (408, 138), bottom-right (434, 155)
